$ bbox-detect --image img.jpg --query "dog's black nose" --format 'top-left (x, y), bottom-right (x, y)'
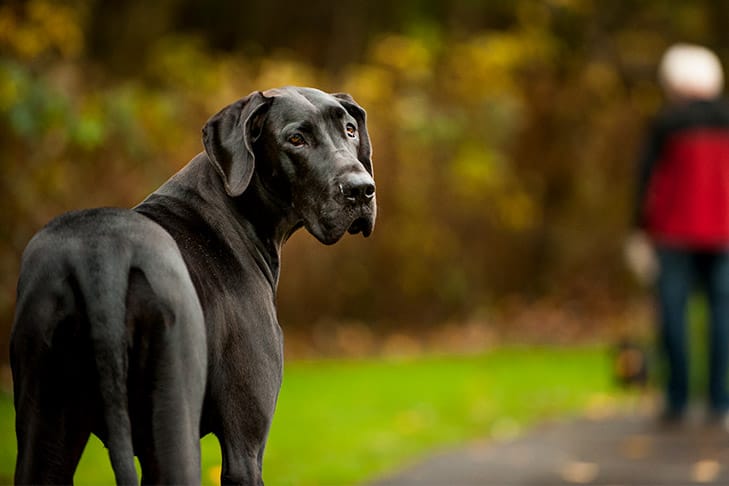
top-left (340, 174), bottom-right (375, 204)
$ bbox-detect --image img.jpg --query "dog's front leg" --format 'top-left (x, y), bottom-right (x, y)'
top-left (214, 371), bottom-right (279, 486)
top-left (216, 404), bottom-right (275, 486)
top-left (218, 435), bottom-right (264, 486)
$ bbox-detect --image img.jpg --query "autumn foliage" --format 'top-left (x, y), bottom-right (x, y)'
top-left (2, 1), bottom-right (727, 360)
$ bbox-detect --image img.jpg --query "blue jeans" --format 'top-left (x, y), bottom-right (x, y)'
top-left (656, 246), bottom-right (729, 414)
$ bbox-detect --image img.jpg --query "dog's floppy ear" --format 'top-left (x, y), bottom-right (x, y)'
top-left (202, 91), bottom-right (273, 197)
top-left (333, 93), bottom-right (373, 176)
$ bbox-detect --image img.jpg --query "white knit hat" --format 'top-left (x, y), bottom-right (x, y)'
top-left (659, 43), bottom-right (724, 99)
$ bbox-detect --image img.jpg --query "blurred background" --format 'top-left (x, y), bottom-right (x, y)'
top-left (1, 0), bottom-right (728, 484)
top-left (2, 0), bottom-right (701, 359)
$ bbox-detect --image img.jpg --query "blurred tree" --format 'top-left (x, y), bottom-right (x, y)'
top-left (3, 0), bottom-right (729, 361)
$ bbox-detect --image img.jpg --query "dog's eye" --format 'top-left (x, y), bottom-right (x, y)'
top-left (346, 123), bottom-right (357, 138)
top-left (288, 133), bottom-right (306, 147)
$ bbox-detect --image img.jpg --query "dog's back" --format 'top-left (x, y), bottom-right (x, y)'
top-left (11, 208), bottom-right (207, 485)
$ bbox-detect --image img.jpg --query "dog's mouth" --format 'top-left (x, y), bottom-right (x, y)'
top-left (304, 202), bottom-right (376, 246)
top-left (347, 216), bottom-right (374, 237)
top-left (297, 172), bottom-right (377, 245)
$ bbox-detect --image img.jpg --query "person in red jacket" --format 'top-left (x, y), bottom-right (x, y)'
top-left (633, 43), bottom-right (729, 424)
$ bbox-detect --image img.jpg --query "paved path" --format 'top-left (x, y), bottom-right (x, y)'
top-left (371, 415), bottom-right (729, 485)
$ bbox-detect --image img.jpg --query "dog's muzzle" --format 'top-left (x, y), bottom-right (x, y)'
top-left (337, 172), bottom-right (376, 237)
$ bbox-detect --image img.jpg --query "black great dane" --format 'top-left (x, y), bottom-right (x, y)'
top-left (10, 87), bottom-right (376, 485)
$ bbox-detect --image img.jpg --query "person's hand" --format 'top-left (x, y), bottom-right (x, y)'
top-left (623, 231), bottom-right (658, 286)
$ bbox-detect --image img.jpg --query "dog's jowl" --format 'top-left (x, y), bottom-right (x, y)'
top-left (10, 87), bottom-right (376, 485)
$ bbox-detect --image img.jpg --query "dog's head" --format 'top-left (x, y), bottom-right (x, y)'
top-left (202, 86), bottom-right (376, 245)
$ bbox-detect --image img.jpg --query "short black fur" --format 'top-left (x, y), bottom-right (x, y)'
top-left (11, 86), bottom-right (376, 485)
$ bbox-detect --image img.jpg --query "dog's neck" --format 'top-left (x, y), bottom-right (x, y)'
top-left (233, 167), bottom-right (305, 279)
top-left (147, 153), bottom-right (304, 290)
top-left (239, 171), bottom-right (303, 248)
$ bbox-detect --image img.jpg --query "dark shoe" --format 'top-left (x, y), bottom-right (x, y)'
top-left (706, 409), bottom-right (729, 431)
top-left (658, 408), bottom-right (687, 427)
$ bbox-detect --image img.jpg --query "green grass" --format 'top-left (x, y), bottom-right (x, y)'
top-left (0, 346), bottom-right (622, 485)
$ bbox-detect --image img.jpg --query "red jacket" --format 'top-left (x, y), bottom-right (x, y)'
top-left (638, 100), bottom-right (729, 249)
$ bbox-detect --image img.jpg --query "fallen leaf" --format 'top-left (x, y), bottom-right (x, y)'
top-left (692, 460), bottom-right (720, 483)
top-left (560, 460), bottom-right (599, 484)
